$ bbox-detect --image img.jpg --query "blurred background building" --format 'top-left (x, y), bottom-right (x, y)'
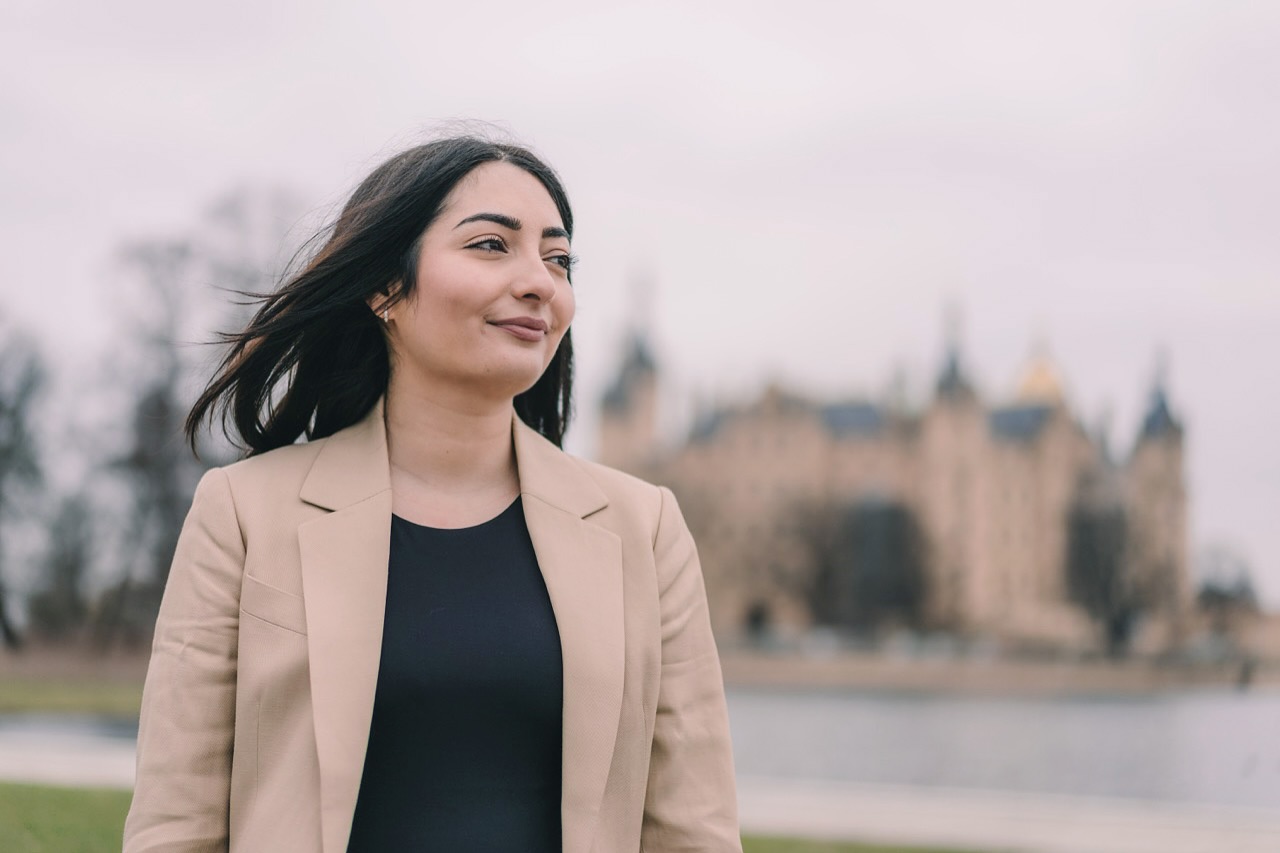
top-left (601, 319), bottom-right (1192, 657)
top-left (4, 1), bottom-right (1279, 663)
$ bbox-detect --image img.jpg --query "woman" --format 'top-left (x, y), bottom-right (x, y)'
top-left (122, 136), bottom-right (742, 852)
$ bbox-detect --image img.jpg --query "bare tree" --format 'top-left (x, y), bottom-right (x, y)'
top-left (200, 185), bottom-right (309, 333)
top-left (1196, 544), bottom-right (1259, 636)
top-left (27, 495), bottom-right (91, 644)
top-left (92, 239), bottom-right (206, 648)
top-left (0, 323), bottom-right (45, 650)
top-left (92, 187), bottom-right (305, 648)
top-left (1066, 504), bottom-right (1135, 656)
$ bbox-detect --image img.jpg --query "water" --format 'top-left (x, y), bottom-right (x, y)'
top-left (0, 713), bottom-right (138, 789)
top-left (2, 690), bottom-right (1278, 811)
top-left (0, 714), bottom-right (138, 742)
top-left (726, 687), bottom-right (1280, 811)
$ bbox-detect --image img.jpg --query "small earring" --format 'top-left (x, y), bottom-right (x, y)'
top-left (382, 308), bottom-right (389, 323)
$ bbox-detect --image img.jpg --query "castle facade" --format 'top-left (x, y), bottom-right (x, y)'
top-left (599, 333), bottom-right (1188, 654)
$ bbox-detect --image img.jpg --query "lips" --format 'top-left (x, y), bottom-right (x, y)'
top-left (489, 316), bottom-right (549, 342)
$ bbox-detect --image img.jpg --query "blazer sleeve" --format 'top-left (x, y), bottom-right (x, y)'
top-left (641, 486), bottom-right (743, 852)
top-left (124, 466), bottom-right (244, 853)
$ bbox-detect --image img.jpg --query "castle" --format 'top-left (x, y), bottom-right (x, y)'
top-left (598, 328), bottom-right (1189, 654)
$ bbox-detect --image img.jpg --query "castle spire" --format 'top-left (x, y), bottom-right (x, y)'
top-left (1138, 348), bottom-right (1181, 441)
top-left (602, 270), bottom-right (658, 415)
top-left (936, 300), bottom-right (974, 400)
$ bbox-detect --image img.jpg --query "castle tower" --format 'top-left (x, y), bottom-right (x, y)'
top-left (1006, 344), bottom-right (1092, 613)
top-left (599, 330), bottom-right (658, 473)
top-left (919, 309), bottom-right (988, 631)
top-left (1125, 359), bottom-right (1190, 639)
top-left (599, 272), bottom-right (660, 473)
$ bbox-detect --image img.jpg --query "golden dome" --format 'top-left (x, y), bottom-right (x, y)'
top-left (1016, 351), bottom-right (1066, 405)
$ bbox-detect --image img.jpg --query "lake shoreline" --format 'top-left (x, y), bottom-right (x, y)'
top-left (4, 646), bottom-right (1275, 705)
top-left (720, 649), bottom-right (1278, 697)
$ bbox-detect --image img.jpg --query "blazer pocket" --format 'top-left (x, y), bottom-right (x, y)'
top-left (240, 573), bottom-right (308, 635)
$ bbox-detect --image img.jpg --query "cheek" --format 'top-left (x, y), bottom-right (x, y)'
top-left (397, 290), bottom-right (475, 363)
top-left (546, 293), bottom-right (575, 358)
top-left (417, 269), bottom-right (480, 316)
top-left (555, 287), bottom-right (577, 329)
top-left (410, 276), bottom-right (487, 340)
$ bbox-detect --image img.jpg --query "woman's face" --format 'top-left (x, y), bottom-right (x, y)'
top-left (385, 160), bottom-right (576, 404)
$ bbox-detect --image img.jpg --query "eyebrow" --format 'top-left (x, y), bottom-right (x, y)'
top-left (454, 212), bottom-right (569, 241)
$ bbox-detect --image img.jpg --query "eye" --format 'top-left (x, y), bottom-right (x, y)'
top-left (466, 236), bottom-right (507, 253)
top-left (546, 252), bottom-right (579, 273)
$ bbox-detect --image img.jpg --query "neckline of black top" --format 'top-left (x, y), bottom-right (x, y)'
top-left (391, 495), bottom-right (523, 534)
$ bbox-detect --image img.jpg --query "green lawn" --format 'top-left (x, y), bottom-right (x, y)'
top-left (0, 783), bottom-right (132, 853)
top-left (0, 678), bottom-right (143, 717)
top-left (0, 782), bottom-right (981, 853)
top-left (743, 838), bottom-right (984, 853)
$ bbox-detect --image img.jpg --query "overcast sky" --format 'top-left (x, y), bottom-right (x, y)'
top-left (3, 1), bottom-right (1278, 604)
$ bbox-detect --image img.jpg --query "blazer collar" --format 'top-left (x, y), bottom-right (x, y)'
top-left (296, 395), bottom-right (622, 853)
top-left (299, 395), bottom-right (608, 519)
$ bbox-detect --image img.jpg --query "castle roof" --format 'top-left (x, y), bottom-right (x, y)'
top-left (687, 392), bottom-right (892, 444)
top-left (690, 409), bottom-right (729, 443)
top-left (1134, 352), bottom-right (1182, 443)
top-left (821, 401), bottom-right (885, 436)
top-left (1139, 384), bottom-right (1181, 440)
top-left (601, 332), bottom-right (656, 414)
top-left (989, 404), bottom-right (1053, 441)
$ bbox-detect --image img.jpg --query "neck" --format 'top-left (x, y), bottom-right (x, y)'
top-left (382, 373), bottom-right (517, 495)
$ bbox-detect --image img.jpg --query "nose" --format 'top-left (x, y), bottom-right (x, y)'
top-left (514, 256), bottom-right (558, 303)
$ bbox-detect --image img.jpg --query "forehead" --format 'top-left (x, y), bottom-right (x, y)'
top-left (440, 161), bottom-right (564, 229)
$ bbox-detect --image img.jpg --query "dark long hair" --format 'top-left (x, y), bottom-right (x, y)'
top-left (185, 136), bottom-right (575, 457)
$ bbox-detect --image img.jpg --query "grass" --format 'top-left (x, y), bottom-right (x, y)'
top-left (0, 678), bottom-right (143, 717)
top-left (0, 783), bottom-right (132, 853)
top-left (743, 838), bottom-right (982, 853)
top-left (0, 782), bottom-right (982, 853)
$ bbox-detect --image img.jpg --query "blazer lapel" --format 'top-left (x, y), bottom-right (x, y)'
top-left (513, 416), bottom-right (626, 853)
top-left (298, 398), bottom-right (393, 853)
top-left (294, 398), bottom-right (626, 853)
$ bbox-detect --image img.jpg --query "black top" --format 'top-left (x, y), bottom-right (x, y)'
top-left (346, 497), bottom-right (564, 852)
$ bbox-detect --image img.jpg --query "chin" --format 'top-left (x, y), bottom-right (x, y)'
top-left (479, 362), bottom-right (551, 400)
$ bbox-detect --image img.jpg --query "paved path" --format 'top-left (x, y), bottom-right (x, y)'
top-left (0, 722), bottom-right (136, 790)
top-left (3, 728), bottom-right (1279, 853)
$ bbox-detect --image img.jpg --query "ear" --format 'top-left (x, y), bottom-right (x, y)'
top-left (367, 283), bottom-right (401, 320)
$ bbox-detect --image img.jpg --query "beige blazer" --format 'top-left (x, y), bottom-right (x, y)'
top-left (123, 397), bottom-right (741, 852)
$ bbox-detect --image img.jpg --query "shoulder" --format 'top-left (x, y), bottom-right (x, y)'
top-left (219, 437), bottom-right (327, 490)
top-left (564, 455), bottom-right (705, 607)
top-left (561, 453), bottom-right (684, 542)
top-left (202, 437), bottom-right (332, 524)
top-left (570, 454), bottom-right (662, 500)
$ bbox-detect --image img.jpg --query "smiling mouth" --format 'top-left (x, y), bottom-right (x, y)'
top-left (488, 319), bottom-right (548, 342)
